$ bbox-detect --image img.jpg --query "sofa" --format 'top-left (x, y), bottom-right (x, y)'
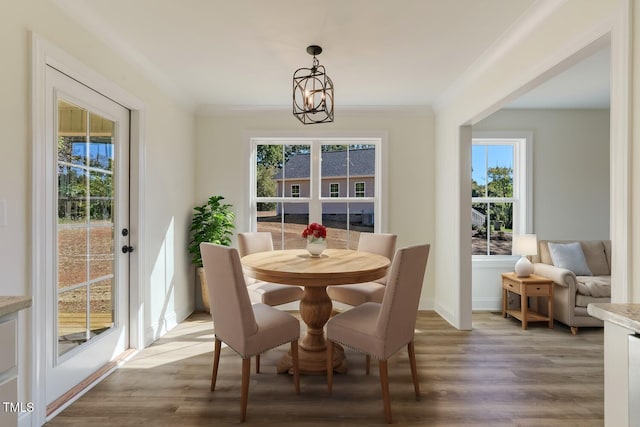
top-left (531, 240), bottom-right (611, 334)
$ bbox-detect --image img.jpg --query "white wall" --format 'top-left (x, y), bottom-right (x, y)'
top-left (1, 2), bottom-right (196, 420)
top-left (469, 109), bottom-right (610, 310)
top-left (194, 109), bottom-right (437, 308)
top-left (633, 1), bottom-right (640, 305)
top-left (433, 0), bottom-right (628, 330)
top-left (476, 109), bottom-right (610, 239)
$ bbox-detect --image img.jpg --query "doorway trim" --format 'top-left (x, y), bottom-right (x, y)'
top-left (31, 33), bottom-right (146, 426)
top-left (456, 1), bottom-right (631, 329)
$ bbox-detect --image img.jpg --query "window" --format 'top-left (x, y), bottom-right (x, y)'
top-left (472, 134), bottom-right (531, 256)
top-left (330, 183), bottom-right (339, 198)
top-left (251, 138), bottom-right (381, 250)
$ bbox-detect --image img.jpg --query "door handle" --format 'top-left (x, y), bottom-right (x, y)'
top-left (122, 245), bottom-right (134, 254)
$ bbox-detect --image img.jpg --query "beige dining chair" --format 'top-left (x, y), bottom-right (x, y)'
top-left (200, 242), bottom-right (301, 422)
top-left (238, 232), bottom-right (305, 306)
top-left (326, 244), bottom-right (430, 424)
top-left (326, 233), bottom-right (397, 306)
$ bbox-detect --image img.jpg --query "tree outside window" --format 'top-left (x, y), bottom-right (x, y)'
top-left (472, 143), bottom-right (515, 255)
top-left (252, 140), bottom-right (380, 249)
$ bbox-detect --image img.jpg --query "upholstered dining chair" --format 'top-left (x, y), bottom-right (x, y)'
top-left (326, 233), bottom-right (397, 306)
top-left (326, 244), bottom-right (430, 424)
top-left (200, 242), bottom-right (301, 422)
top-left (238, 232), bottom-right (305, 306)
top-left (237, 232), bottom-right (305, 373)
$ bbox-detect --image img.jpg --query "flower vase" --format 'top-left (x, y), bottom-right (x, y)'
top-left (306, 238), bottom-right (327, 257)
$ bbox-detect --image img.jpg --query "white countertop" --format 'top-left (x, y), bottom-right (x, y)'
top-left (588, 303), bottom-right (640, 334)
top-left (0, 296), bottom-right (32, 318)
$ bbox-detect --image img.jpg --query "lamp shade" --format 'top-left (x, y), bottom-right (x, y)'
top-left (511, 234), bottom-right (538, 256)
top-left (512, 233), bottom-right (537, 277)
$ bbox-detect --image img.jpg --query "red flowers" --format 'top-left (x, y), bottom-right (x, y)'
top-left (302, 222), bottom-right (327, 240)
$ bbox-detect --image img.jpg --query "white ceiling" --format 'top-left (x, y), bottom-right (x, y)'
top-left (505, 45), bottom-right (610, 109)
top-left (52, 0), bottom-right (609, 111)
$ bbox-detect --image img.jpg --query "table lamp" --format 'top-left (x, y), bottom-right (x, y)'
top-left (512, 233), bottom-right (537, 277)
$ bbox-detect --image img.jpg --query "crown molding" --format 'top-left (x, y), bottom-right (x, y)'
top-left (196, 104), bottom-right (433, 117)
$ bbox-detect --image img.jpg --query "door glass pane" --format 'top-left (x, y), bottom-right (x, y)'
top-left (58, 227), bottom-right (87, 289)
top-left (88, 226), bottom-right (114, 280)
top-left (58, 286), bottom-right (87, 356)
top-left (90, 278), bottom-right (114, 337)
top-left (57, 100), bottom-right (117, 357)
top-left (58, 166), bottom-right (87, 222)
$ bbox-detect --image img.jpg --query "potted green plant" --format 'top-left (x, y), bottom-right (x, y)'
top-left (188, 195), bottom-right (235, 313)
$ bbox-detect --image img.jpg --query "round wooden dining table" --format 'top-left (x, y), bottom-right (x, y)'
top-left (241, 248), bottom-right (390, 375)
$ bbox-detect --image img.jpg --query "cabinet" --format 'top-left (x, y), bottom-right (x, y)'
top-left (0, 297), bottom-right (32, 427)
top-left (0, 317), bottom-right (18, 426)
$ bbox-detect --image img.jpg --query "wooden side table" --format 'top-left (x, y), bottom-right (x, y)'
top-left (501, 272), bottom-right (554, 330)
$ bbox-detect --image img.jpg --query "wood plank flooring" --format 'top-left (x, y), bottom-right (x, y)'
top-left (45, 311), bottom-right (604, 426)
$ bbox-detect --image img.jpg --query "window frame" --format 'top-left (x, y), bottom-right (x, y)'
top-left (291, 184), bottom-right (300, 198)
top-left (471, 131), bottom-right (533, 258)
top-left (248, 135), bottom-right (385, 248)
top-left (329, 182), bottom-right (339, 198)
top-left (355, 181), bottom-right (365, 198)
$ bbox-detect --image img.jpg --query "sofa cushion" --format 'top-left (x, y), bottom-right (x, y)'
top-left (548, 242), bottom-right (592, 276)
top-left (576, 275), bottom-right (611, 298)
top-left (539, 242), bottom-right (553, 265)
top-left (580, 241), bottom-right (610, 276)
top-left (575, 293), bottom-right (611, 308)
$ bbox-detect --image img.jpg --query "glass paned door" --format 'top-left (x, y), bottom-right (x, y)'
top-left (45, 66), bottom-right (130, 406)
top-left (57, 101), bottom-right (116, 356)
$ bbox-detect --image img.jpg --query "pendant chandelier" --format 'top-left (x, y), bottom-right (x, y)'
top-left (292, 45), bottom-right (334, 124)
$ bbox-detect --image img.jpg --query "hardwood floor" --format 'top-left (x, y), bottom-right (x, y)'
top-left (46, 311), bottom-right (604, 426)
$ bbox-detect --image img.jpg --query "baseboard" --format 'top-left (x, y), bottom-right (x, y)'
top-left (144, 305), bottom-right (194, 347)
top-left (434, 301), bottom-right (456, 328)
top-left (472, 297), bottom-right (502, 311)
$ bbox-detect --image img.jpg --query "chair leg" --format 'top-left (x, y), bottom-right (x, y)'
top-left (365, 354), bottom-right (371, 375)
top-left (327, 340), bottom-right (334, 394)
top-left (211, 338), bottom-right (221, 392)
top-left (255, 354), bottom-right (260, 374)
top-left (291, 340), bottom-right (300, 395)
top-left (408, 340), bottom-right (420, 398)
top-left (240, 357), bottom-right (250, 422)
top-left (379, 359), bottom-right (392, 424)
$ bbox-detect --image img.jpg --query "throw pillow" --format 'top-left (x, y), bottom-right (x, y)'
top-left (548, 242), bottom-right (593, 276)
top-left (580, 241), bottom-right (610, 276)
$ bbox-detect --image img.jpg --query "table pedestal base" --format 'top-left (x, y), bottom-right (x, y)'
top-left (277, 342), bottom-right (347, 375)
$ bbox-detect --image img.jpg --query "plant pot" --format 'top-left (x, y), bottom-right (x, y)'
top-left (197, 267), bottom-right (211, 314)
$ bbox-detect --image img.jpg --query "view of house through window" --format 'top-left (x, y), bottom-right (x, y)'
top-left (472, 138), bottom-right (526, 256)
top-left (253, 139), bottom-right (380, 250)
